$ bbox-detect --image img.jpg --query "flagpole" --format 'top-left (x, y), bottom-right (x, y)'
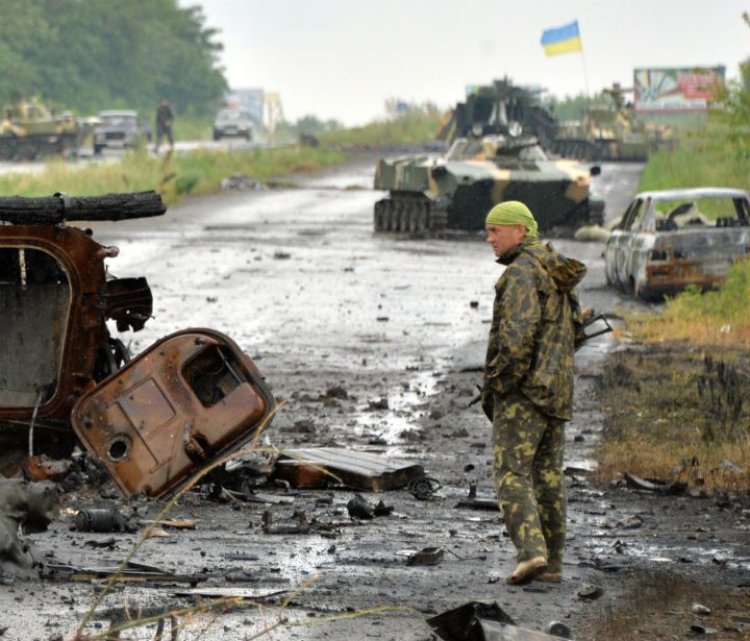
top-left (580, 48), bottom-right (590, 98)
top-left (578, 21), bottom-right (590, 98)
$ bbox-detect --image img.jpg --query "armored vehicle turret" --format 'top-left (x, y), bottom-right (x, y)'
top-left (436, 77), bottom-right (559, 148)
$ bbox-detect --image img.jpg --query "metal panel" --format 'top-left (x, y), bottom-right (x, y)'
top-left (71, 328), bottom-right (275, 498)
top-left (273, 447), bottom-right (424, 492)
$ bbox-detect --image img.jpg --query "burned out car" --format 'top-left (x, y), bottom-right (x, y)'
top-left (92, 109), bottom-right (152, 154)
top-left (604, 187), bottom-right (750, 301)
top-left (0, 193), bottom-right (275, 496)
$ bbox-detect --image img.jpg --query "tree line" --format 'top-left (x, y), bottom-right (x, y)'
top-left (0, 0), bottom-right (227, 118)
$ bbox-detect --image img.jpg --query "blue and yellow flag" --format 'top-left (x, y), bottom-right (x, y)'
top-left (541, 20), bottom-right (582, 57)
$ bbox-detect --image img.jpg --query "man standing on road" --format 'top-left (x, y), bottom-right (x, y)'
top-left (154, 97), bottom-right (174, 152)
top-left (481, 201), bottom-right (586, 585)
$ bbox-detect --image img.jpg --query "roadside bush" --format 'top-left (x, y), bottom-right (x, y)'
top-left (697, 354), bottom-right (748, 443)
top-left (174, 170), bottom-right (201, 195)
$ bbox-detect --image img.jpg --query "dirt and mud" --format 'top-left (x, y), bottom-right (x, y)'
top-left (1, 157), bottom-right (748, 640)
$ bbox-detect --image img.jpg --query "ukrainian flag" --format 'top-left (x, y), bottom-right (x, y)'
top-left (541, 20), bottom-right (582, 57)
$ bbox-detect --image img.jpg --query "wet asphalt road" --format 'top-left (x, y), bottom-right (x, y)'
top-left (1, 158), bottom-right (672, 640)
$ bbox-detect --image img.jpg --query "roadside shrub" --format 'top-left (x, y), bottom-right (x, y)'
top-left (697, 354), bottom-right (749, 443)
top-left (174, 170), bottom-right (201, 195)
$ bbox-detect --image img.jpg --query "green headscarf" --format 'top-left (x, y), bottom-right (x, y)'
top-left (485, 201), bottom-right (539, 239)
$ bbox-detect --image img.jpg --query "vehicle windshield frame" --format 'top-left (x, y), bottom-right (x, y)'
top-left (98, 113), bottom-right (137, 128)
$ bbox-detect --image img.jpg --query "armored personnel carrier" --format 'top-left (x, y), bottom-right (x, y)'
top-left (0, 99), bottom-right (89, 161)
top-left (551, 83), bottom-right (676, 161)
top-left (374, 132), bottom-right (602, 236)
top-left (373, 78), bottom-right (604, 236)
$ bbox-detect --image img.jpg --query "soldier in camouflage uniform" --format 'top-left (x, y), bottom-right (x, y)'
top-left (482, 201), bottom-right (586, 585)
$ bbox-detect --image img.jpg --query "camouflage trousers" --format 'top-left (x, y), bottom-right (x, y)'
top-left (490, 390), bottom-right (566, 569)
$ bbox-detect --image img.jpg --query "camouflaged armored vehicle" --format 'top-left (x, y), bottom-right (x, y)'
top-left (551, 83), bottom-right (676, 162)
top-left (0, 99), bottom-right (89, 161)
top-left (374, 132), bottom-right (602, 236)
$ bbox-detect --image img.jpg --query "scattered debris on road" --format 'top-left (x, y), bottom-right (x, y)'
top-left (272, 447), bottom-right (424, 491)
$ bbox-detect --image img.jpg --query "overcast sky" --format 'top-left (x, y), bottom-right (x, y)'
top-left (188, 0), bottom-right (750, 126)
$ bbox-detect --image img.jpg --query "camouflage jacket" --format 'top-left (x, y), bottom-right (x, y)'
top-left (484, 239), bottom-right (586, 420)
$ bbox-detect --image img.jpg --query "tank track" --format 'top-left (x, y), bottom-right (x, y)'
top-left (373, 197), bottom-right (448, 235)
top-left (551, 139), bottom-right (598, 162)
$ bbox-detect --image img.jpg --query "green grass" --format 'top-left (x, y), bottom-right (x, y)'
top-left (172, 114), bottom-right (213, 141)
top-left (639, 124), bottom-right (749, 192)
top-left (0, 145), bottom-right (345, 205)
top-left (626, 259), bottom-right (750, 348)
top-left (603, 113), bottom-right (750, 492)
top-left (318, 111), bottom-right (444, 146)
top-left (632, 112), bottom-right (750, 349)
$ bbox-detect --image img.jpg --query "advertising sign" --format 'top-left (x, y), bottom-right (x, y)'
top-left (634, 67), bottom-right (725, 113)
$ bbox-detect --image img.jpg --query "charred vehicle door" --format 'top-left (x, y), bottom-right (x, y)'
top-left (605, 197), bottom-right (646, 291)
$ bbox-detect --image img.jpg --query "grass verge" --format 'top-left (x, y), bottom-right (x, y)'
top-left (597, 259), bottom-right (750, 493)
top-left (594, 344), bottom-right (750, 494)
top-left (625, 259), bottom-right (750, 349)
top-left (0, 145), bottom-right (345, 207)
top-left (577, 569), bottom-right (748, 641)
top-left (318, 111), bottom-right (443, 147)
top-left (639, 122), bottom-right (750, 193)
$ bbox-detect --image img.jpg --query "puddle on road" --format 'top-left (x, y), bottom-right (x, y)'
top-left (355, 369), bottom-right (439, 444)
top-left (588, 536), bottom-right (750, 573)
top-left (263, 536), bottom-right (336, 587)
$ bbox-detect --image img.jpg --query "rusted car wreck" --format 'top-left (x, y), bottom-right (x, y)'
top-left (0, 192), bottom-right (275, 496)
top-left (604, 187), bottom-right (750, 301)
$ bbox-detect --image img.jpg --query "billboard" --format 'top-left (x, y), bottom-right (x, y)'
top-left (634, 66), bottom-right (725, 113)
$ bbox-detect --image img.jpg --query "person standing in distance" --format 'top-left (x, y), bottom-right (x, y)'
top-left (481, 201), bottom-right (586, 585)
top-left (154, 97), bottom-right (174, 152)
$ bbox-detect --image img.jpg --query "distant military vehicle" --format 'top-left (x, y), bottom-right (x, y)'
top-left (373, 132), bottom-right (602, 236)
top-left (0, 99), bottom-right (89, 161)
top-left (436, 77), bottom-right (559, 149)
top-left (373, 78), bottom-right (603, 236)
top-left (551, 83), bottom-right (676, 161)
